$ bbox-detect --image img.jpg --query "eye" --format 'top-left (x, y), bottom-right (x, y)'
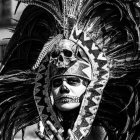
top-left (52, 78), bottom-right (62, 88)
top-left (63, 49), bottom-right (72, 57)
top-left (51, 50), bottom-right (60, 58)
top-left (67, 77), bottom-right (81, 86)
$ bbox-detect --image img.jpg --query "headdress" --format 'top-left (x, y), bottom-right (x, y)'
top-left (33, 33), bottom-right (108, 139)
top-left (0, 0), bottom-right (140, 140)
top-left (48, 39), bottom-right (92, 81)
top-left (31, 0), bottom-right (140, 139)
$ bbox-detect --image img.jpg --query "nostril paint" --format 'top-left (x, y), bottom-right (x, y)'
top-left (59, 55), bottom-right (64, 61)
top-left (60, 85), bottom-right (69, 94)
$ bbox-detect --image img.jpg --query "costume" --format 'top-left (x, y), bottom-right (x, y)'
top-left (0, 0), bottom-right (140, 140)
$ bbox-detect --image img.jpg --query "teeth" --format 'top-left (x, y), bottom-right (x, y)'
top-left (56, 97), bottom-right (79, 103)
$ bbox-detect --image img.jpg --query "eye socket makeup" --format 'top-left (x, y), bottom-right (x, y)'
top-left (52, 76), bottom-right (82, 88)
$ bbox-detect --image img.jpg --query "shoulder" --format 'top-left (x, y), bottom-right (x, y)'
top-left (85, 126), bottom-right (107, 140)
top-left (14, 123), bottom-right (40, 140)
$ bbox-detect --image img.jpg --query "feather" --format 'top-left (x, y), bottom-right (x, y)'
top-left (1, 5), bottom-right (61, 74)
top-left (14, 1), bottom-right (21, 14)
top-left (95, 74), bottom-right (140, 139)
top-left (16, 0), bottom-right (63, 26)
top-left (32, 34), bottom-right (63, 70)
top-left (1, 0), bottom-right (140, 140)
top-left (0, 71), bottom-right (39, 140)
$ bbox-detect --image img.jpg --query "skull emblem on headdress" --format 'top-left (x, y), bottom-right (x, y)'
top-left (49, 39), bottom-right (92, 80)
top-left (50, 39), bottom-right (77, 68)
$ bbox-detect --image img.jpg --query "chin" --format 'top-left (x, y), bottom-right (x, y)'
top-left (56, 102), bottom-right (80, 111)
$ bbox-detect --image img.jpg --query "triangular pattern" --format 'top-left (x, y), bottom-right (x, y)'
top-left (35, 90), bottom-right (42, 97)
top-left (97, 52), bottom-right (107, 60)
top-left (36, 73), bottom-right (43, 81)
top-left (34, 87), bottom-right (41, 95)
top-left (98, 79), bottom-right (108, 85)
top-left (34, 97), bottom-right (42, 104)
top-left (92, 43), bottom-right (99, 50)
top-left (91, 96), bottom-right (101, 104)
top-left (84, 32), bottom-right (91, 41)
top-left (97, 59), bottom-right (108, 68)
top-left (38, 106), bottom-right (45, 114)
top-left (38, 64), bottom-right (46, 72)
top-left (70, 23), bottom-right (110, 140)
top-left (91, 50), bottom-right (100, 59)
top-left (74, 25), bottom-right (84, 36)
top-left (102, 64), bottom-right (108, 70)
top-left (38, 97), bottom-right (47, 106)
top-left (95, 87), bottom-right (103, 95)
top-left (41, 114), bottom-right (49, 121)
top-left (85, 117), bottom-right (93, 124)
top-left (101, 73), bottom-right (109, 80)
top-left (80, 125), bottom-right (91, 137)
top-left (82, 67), bottom-right (92, 79)
top-left (42, 107), bottom-right (49, 115)
top-left (89, 105), bottom-right (98, 115)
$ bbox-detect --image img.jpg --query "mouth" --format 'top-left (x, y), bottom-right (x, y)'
top-left (55, 95), bottom-right (79, 103)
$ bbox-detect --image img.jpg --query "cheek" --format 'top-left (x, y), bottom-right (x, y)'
top-left (70, 85), bottom-right (86, 97)
top-left (51, 87), bottom-right (60, 98)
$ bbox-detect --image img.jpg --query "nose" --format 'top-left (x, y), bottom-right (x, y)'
top-left (59, 81), bottom-right (69, 94)
top-left (58, 54), bottom-right (63, 62)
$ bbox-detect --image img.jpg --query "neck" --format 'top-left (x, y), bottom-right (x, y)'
top-left (54, 106), bottom-right (80, 138)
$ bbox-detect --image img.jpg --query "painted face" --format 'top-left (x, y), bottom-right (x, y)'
top-left (51, 76), bottom-right (88, 111)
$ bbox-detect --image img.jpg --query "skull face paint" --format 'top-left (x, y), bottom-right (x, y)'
top-left (51, 76), bottom-right (87, 111)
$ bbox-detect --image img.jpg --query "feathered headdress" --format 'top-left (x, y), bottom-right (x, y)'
top-left (0, 0), bottom-right (140, 140)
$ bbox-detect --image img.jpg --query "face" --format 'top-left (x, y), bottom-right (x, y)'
top-left (51, 76), bottom-right (88, 111)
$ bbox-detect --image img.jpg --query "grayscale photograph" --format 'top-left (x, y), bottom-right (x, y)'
top-left (0, 0), bottom-right (140, 140)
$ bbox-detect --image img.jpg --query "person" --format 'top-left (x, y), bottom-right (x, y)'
top-left (29, 34), bottom-right (110, 140)
top-left (0, 0), bottom-right (140, 140)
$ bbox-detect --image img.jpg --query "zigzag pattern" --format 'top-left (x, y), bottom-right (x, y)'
top-left (34, 58), bottom-right (64, 139)
top-left (70, 20), bottom-right (110, 139)
top-left (32, 0), bottom-right (139, 139)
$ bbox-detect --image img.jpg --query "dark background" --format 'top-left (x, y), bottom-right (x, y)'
top-left (0, 1), bottom-right (38, 139)
top-left (0, 0), bottom-right (26, 64)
